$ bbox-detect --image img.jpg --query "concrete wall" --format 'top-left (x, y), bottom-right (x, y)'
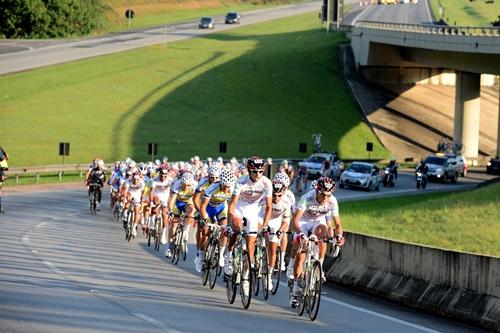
top-left (324, 232), bottom-right (500, 331)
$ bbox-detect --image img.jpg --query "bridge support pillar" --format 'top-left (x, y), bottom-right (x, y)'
top-left (454, 71), bottom-right (480, 160)
top-left (497, 81), bottom-right (500, 158)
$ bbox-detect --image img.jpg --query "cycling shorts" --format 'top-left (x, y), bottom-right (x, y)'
top-left (233, 201), bottom-right (260, 236)
top-left (206, 204), bottom-right (227, 223)
top-left (172, 200), bottom-right (193, 216)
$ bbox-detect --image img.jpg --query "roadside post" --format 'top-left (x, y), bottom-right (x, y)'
top-left (148, 143), bottom-right (158, 162)
top-left (125, 9), bottom-right (135, 29)
top-left (58, 142), bottom-right (70, 180)
top-left (366, 142), bottom-right (373, 161)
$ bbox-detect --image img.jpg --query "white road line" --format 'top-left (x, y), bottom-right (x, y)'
top-left (22, 235), bottom-right (30, 245)
top-left (133, 313), bottom-right (183, 333)
top-left (41, 260), bottom-right (66, 275)
top-left (424, 0), bottom-right (432, 23)
top-left (36, 222), bottom-right (48, 228)
top-left (278, 281), bottom-right (441, 333)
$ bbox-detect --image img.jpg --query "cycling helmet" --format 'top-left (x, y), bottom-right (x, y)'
top-left (162, 156), bottom-right (169, 163)
top-left (246, 156), bottom-right (266, 170)
top-left (273, 172), bottom-right (290, 188)
top-left (159, 166), bottom-right (169, 176)
top-left (129, 160), bottom-right (136, 169)
top-left (316, 176), bottom-right (336, 192)
top-left (208, 165), bottom-right (221, 178)
top-left (133, 171), bottom-right (141, 180)
top-left (272, 179), bottom-right (286, 194)
top-left (148, 165), bottom-right (156, 174)
top-left (139, 164), bottom-right (148, 175)
top-left (96, 159), bottom-right (104, 169)
top-left (220, 169), bottom-right (235, 187)
top-left (206, 157), bottom-right (213, 164)
top-left (180, 172), bottom-right (194, 185)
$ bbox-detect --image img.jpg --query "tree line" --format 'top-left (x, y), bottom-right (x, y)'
top-left (0, 0), bottom-right (111, 38)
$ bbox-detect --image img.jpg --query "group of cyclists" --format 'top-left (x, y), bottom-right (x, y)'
top-left (84, 154), bottom-right (346, 313)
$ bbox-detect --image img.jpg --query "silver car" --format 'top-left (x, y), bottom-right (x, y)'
top-left (423, 156), bottom-right (459, 183)
top-left (339, 162), bottom-right (381, 191)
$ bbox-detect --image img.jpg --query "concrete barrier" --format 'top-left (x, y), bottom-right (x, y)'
top-left (323, 232), bottom-right (500, 331)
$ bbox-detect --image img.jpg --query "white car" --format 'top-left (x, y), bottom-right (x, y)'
top-left (339, 162), bottom-right (381, 191)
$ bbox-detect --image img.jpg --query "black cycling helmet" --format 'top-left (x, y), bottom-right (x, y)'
top-left (316, 176), bottom-right (336, 192)
top-left (247, 156), bottom-right (266, 171)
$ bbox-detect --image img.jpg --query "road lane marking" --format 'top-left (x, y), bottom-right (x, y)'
top-left (279, 281), bottom-right (441, 333)
top-left (22, 235), bottom-right (30, 245)
top-left (42, 260), bottom-right (66, 275)
top-left (133, 313), bottom-right (183, 333)
top-left (36, 222), bottom-right (48, 228)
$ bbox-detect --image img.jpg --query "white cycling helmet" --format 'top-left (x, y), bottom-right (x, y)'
top-left (208, 165), bottom-right (221, 178)
top-left (273, 172), bottom-right (290, 188)
top-left (220, 169), bottom-right (234, 187)
top-left (180, 172), bottom-right (194, 185)
top-left (139, 164), bottom-right (148, 175)
top-left (96, 159), bottom-right (104, 168)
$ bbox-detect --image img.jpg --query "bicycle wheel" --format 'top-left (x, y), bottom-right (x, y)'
top-left (271, 248), bottom-right (282, 295)
top-left (252, 256), bottom-right (260, 297)
top-left (261, 247), bottom-right (269, 300)
top-left (113, 201), bottom-right (119, 220)
top-left (240, 250), bottom-right (252, 309)
top-left (226, 271), bottom-right (237, 304)
top-left (126, 211), bottom-right (134, 242)
top-left (172, 227), bottom-right (182, 264)
top-left (89, 191), bottom-right (96, 214)
top-left (307, 261), bottom-right (322, 321)
top-left (208, 241), bottom-right (220, 289)
top-left (147, 217), bottom-right (153, 247)
top-left (202, 243), bottom-right (212, 286)
top-left (297, 279), bottom-right (306, 316)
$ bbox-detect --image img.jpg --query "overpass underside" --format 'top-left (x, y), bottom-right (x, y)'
top-left (349, 25), bottom-right (500, 160)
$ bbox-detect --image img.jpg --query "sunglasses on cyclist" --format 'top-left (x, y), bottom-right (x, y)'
top-left (250, 170), bottom-right (264, 175)
top-left (272, 193), bottom-right (283, 198)
top-left (317, 190), bottom-right (332, 197)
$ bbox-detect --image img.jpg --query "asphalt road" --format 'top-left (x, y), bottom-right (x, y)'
top-left (0, 0), bottom-right (435, 76)
top-left (0, 175), bottom-right (489, 333)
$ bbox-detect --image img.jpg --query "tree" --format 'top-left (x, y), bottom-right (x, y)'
top-left (492, 16), bottom-right (500, 27)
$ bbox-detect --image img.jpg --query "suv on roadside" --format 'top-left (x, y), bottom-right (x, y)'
top-left (299, 152), bottom-right (344, 180)
top-left (423, 155), bottom-right (459, 183)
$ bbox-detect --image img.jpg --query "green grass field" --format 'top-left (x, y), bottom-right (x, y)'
top-left (430, 0), bottom-right (499, 26)
top-left (342, 182), bottom-right (500, 256)
top-left (0, 13), bottom-right (388, 167)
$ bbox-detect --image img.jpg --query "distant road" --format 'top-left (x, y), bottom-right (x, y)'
top-left (0, 1), bottom-right (434, 76)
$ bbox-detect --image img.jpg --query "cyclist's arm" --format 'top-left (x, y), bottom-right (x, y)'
top-left (228, 193), bottom-right (239, 222)
top-left (292, 208), bottom-right (304, 234)
top-left (193, 191), bottom-right (202, 212)
top-left (167, 192), bottom-right (177, 213)
top-left (330, 216), bottom-right (344, 245)
top-left (262, 195), bottom-right (272, 228)
top-left (200, 196), bottom-right (210, 220)
top-left (279, 217), bottom-right (290, 233)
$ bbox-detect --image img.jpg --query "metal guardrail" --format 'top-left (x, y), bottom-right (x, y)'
top-left (6, 164), bottom-right (96, 184)
top-left (354, 20), bottom-right (500, 37)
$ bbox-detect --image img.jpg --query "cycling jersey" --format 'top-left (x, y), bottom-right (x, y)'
top-left (196, 177), bottom-right (212, 193)
top-left (204, 182), bottom-right (233, 207)
top-left (151, 176), bottom-right (174, 205)
top-left (296, 189), bottom-right (339, 223)
top-left (171, 179), bottom-right (197, 215)
top-left (124, 179), bottom-right (145, 204)
top-left (233, 175), bottom-right (272, 234)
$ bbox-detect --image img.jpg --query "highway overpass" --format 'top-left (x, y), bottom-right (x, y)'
top-left (341, 3), bottom-right (500, 160)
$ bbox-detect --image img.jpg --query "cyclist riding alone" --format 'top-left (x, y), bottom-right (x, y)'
top-left (289, 176), bottom-right (345, 308)
top-left (86, 159), bottom-right (106, 211)
top-left (198, 169), bottom-right (235, 272)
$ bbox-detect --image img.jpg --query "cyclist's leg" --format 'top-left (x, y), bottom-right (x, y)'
top-left (243, 206), bottom-right (260, 265)
top-left (267, 216), bottom-right (282, 270)
top-left (314, 223), bottom-right (328, 266)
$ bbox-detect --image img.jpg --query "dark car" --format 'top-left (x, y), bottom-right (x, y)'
top-left (199, 17), bottom-right (215, 29)
top-left (225, 12), bottom-right (240, 24)
top-left (486, 157), bottom-right (500, 175)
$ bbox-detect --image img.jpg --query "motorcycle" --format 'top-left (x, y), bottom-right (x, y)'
top-left (382, 167), bottom-right (395, 187)
top-left (416, 171), bottom-right (427, 189)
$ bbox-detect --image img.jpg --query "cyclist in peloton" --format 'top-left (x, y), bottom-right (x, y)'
top-left (273, 172), bottom-right (296, 272)
top-left (86, 159), bottom-right (106, 211)
top-left (257, 176), bottom-right (294, 291)
top-left (288, 176), bottom-right (345, 307)
top-left (166, 172), bottom-right (198, 258)
top-left (0, 146), bottom-right (8, 213)
top-left (123, 171), bottom-right (146, 238)
top-left (226, 156), bottom-right (273, 288)
top-left (193, 165), bottom-right (221, 272)
top-left (150, 166), bottom-right (175, 244)
top-left (197, 169), bottom-right (235, 272)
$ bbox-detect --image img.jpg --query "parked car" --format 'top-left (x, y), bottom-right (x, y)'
top-left (423, 155), bottom-right (459, 183)
top-left (339, 162), bottom-right (381, 191)
top-left (225, 12), bottom-right (240, 24)
top-left (486, 157), bottom-right (500, 175)
top-left (299, 153), bottom-right (344, 180)
top-left (199, 17), bottom-right (215, 29)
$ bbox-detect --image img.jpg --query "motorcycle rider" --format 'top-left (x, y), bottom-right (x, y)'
top-left (386, 157), bottom-right (398, 179)
top-left (415, 159), bottom-right (429, 187)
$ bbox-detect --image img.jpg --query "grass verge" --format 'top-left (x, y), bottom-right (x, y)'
top-left (2, 172), bottom-right (84, 186)
top-left (429, 0), bottom-right (499, 26)
top-left (341, 182), bottom-right (500, 256)
top-left (0, 12), bottom-right (388, 167)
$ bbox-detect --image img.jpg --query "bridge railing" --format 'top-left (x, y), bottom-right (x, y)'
top-left (354, 20), bottom-right (500, 37)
